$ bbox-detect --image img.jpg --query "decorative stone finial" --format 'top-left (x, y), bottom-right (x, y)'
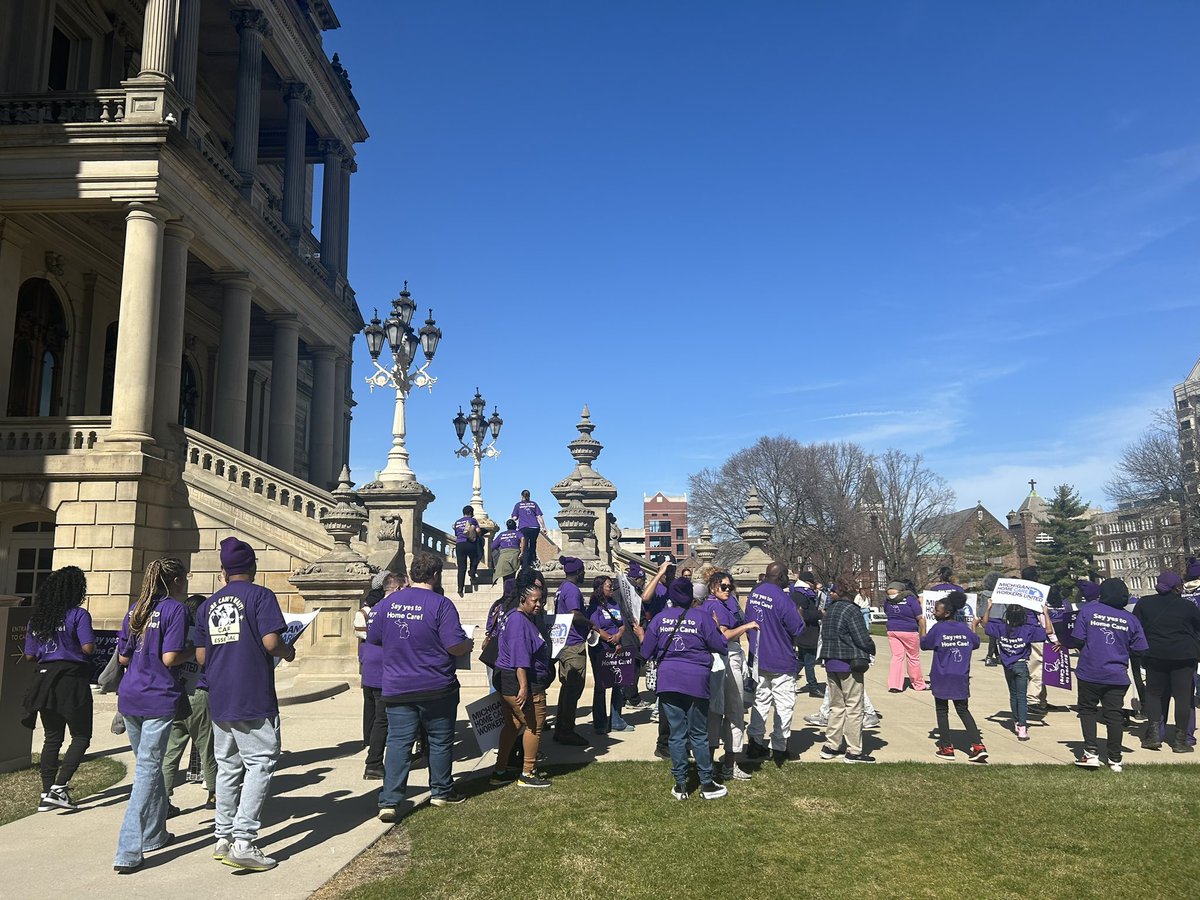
top-left (736, 487), bottom-right (772, 552)
top-left (694, 523), bottom-right (718, 563)
top-left (317, 466), bottom-right (368, 558)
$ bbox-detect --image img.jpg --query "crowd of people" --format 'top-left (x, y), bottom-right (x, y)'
top-left (17, 484), bottom-right (1200, 874)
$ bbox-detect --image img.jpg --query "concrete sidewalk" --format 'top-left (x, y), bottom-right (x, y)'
top-left (1, 650), bottom-right (1192, 899)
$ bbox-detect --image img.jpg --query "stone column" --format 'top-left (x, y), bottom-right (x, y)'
top-left (106, 204), bottom-right (165, 445)
top-left (267, 313), bottom-right (299, 471)
top-left (319, 140), bottom-right (343, 275)
top-left (0, 220), bottom-right (31, 410)
top-left (231, 9), bottom-right (270, 195)
top-left (282, 83), bottom-right (310, 241)
top-left (152, 223), bottom-right (193, 441)
top-left (211, 274), bottom-right (254, 450)
top-left (331, 353), bottom-right (348, 483)
top-left (337, 157), bottom-right (353, 275)
top-left (174, 0), bottom-right (201, 110)
top-left (138, 0), bottom-right (179, 80)
top-left (69, 273), bottom-right (97, 415)
top-left (308, 346), bottom-right (335, 488)
top-left (0, 1), bottom-right (55, 93)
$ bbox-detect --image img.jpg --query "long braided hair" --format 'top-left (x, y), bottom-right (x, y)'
top-left (130, 558), bottom-right (187, 642)
top-left (29, 566), bottom-right (87, 640)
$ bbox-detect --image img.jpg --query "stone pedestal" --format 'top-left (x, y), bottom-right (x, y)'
top-left (550, 406), bottom-right (618, 568)
top-left (358, 478), bottom-right (435, 577)
top-left (731, 489), bottom-right (775, 595)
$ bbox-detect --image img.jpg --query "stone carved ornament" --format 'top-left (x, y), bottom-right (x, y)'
top-left (378, 513), bottom-right (401, 542)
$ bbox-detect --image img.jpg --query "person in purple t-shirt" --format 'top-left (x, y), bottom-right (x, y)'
top-left (640, 577), bottom-right (728, 801)
top-left (113, 558), bottom-right (193, 874)
top-left (1070, 578), bottom-right (1149, 771)
top-left (587, 575), bottom-right (641, 734)
top-left (452, 505), bottom-right (483, 597)
top-left (195, 537), bottom-right (294, 872)
top-left (493, 570), bottom-right (554, 788)
top-left (983, 601), bottom-right (1050, 741)
top-left (490, 518), bottom-right (522, 584)
top-left (359, 571), bottom-right (403, 779)
top-left (21, 566), bottom-right (94, 813)
top-left (884, 580), bottom-right (926, 692)
top-left (552, 557), bottom-right (595, 746)
top-left (920, 592), bottom-right (986, 763)
top-left (745, 562), bottom-right (804, 764)
top-left (702, 570), bottom-right (758, 781)
top-left (367, 552), bottom-right (473, 820)
top-left (511, 489), bottom-right (547, 569)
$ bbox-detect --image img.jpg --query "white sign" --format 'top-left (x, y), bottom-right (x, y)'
top-left (616, 572), bottom-right (643, 625)
top-left (465, 692), bottom-right (506, 755)
top-left (549, 613), bottom-right (573, 659)
top-left (920, 590), bottom-right (978, 622)
top-left (455, 624), bottom-right (478, 670)
top-left (274, 610), bottom-right (320, 668)
top-left (989, 578), bottom-right (1051, 613)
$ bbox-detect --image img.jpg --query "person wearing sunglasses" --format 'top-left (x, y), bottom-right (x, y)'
top-left (702, 572), bottom-right (758, 781)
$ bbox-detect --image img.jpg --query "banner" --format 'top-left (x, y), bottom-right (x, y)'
top-left (88, 630), bottom-right (120, 684)
top-left (1043, 640), bottom-right (1072, 691)
top-left (549, 614), bottom-right (573, 659)
top-left (465, 692), bottom-right (506, 755)
top-left (599, 645), bottom-right (637, 688)
top-left (920, 590), bottom-right (977, 622)
top-left (275, 610), bottom-right (320, 668)
top-left (989, 578), bottom-right (1051, 613)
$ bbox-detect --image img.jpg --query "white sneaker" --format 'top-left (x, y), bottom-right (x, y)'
top-left (1074, 751), bottom-right (1101, 769)
top-left (804, 714), bottom-right (828, 727)
top-left (1109, 761), bottom-right (1123, 773)
top-left (863, 715), bottom-right (881, 729)
top-left (212, 837), bottom-right (232, 861)
top-left (727, 764), bottom-right (752, 781)
top-left (42, 786), bottom-right (77, 810)
top-left (222, 841), bottom-right (277, 871)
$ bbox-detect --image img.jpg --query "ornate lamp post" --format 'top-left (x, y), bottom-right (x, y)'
top-left (362, 282), bottom-right (442, 483)
top-left (452, 387), bottom-right (502, 522)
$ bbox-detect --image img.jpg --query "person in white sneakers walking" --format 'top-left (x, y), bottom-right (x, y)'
top-left (745, 562), bottom-right (804, 765)
top-left (196, 538), bottom-right (295, 872)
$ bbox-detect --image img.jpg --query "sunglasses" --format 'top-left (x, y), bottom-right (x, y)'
top-left (717, 583), bottom-right (733, 591)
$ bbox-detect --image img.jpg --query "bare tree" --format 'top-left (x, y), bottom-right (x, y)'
top-left (871, 447), bottom-right (956, 584)
top-left (1105, 407), bottom-right (1193, 552)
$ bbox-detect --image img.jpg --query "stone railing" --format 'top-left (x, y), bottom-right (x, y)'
top-left (197, 130), bottom-right (242, 191)
top-left (182, 428), bottom-right (334, 522)
top-left (0, 416), bottom-right (110, 452)
top-left (419, 522), bottom-right (455, 563)
top-left (0, 90), bottom-right (127, 126)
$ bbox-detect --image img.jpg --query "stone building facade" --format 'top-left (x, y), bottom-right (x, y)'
top-left (0, 0), bottom-right (366, 626)
top-left (1090, 498), bottom-right (1185, 595)
top-left (643, 491), bottom-right (688, 563)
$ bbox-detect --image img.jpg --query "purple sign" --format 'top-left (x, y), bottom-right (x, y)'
top-left (88, 630), bottom-right (120, 684)
top-left (1043, 641), bottom-right (1072, 691)
top-left (599, 645), bottom-right (636, 688)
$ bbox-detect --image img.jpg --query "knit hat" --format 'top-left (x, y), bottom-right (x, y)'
top-left (559, 556), bottom-right (584, 575)
top-left (1098, 577), bottom-right (1130, 609)
top-left (371, 570), bottom-right (392, 591)
top-left (1076, 579), bottom-right (1100, 602)
top-left (667, 577), bottom-right (695, 608)
top-left (887, 581), bottom-right (905, 592)
top-left (627, 562), bottom-right (645, 579)
top-left (1156, 571), bottom-right (1183, 594)
top-left (219, 536), bottom-right (256, 575)
top-left (1187, 557), bottom-right (1200, 580)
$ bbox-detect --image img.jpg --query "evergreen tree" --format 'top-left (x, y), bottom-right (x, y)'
top-left (1034, 484), bottom-right (1097, 593)
top-left (961, 516), bottom-right (1010, 588)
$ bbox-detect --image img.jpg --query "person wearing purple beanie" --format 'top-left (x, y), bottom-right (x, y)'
top-left (1132, 570), bottom-right (1200, 753)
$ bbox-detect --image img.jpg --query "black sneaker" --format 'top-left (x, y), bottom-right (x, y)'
top-left (430, 792), bottom-right (466, 807)
top-left (166, 803), bottom-right (181, 818)
top-left (671, 782), bottom-right (689, 801)
top-left (205, 792), bottom-right (217, 810)
top-left (844, 751), bottom-right (876, 764)
top-left (699, 782), bottom-right (728, 800)
top-left (42, 786), bottom-right (77, 811)
top-left (517, 773), bottom-right (551, 789)
top-left (654, 747), bottom-right (671, 760)
top-left (819, 745), bottom-right (844, 761)
top-left (363, 767), bottom-right (385, 781)
top-left (554, 732), bottom-right (589, 747)
top-left (489, 769), bottom-right (518, 785)
top-left (772, 749), bottom-right (795, 765)
top-left (745, 739), bottom-right (769, 759)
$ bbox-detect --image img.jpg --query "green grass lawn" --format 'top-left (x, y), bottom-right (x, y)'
top-left (0, 755), bottom-right (125, 827)
top-left (337, 761), bottom-right (1200, 900)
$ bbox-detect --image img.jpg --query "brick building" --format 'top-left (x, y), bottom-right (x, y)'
top-left (644, 491), bottom-right (688, 563)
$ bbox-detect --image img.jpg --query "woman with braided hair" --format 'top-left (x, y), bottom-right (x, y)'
top-left (113, 557), bottom-right (193, 874)
top-left (21, 565), bottom-right (95, 813)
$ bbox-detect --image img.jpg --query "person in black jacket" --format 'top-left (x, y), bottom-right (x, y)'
top-left (1133, 571), bottom-right (1200, 753)
top-left (791, 574), bottom-right (823, 698)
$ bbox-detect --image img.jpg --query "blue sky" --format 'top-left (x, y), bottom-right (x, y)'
top-left (338, 1), bottom-right (1200, 533)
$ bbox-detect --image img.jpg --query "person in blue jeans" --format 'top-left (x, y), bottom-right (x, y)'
top-left (983, 601), bottom-right (1049, 741)
top-left (367, 552), bottom-right (474, 821)
top-left (587, 575), bottom-right (640, 733)
top-left (113, 558), bottom-right (192, 874)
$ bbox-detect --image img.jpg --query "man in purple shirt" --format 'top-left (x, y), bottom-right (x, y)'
top-left (490, 518), bottom-right (522, 584)
top-left (367, 552), bottom-right (473, 820)
top-left (452, 505), bottom-right (483, 597)
top-left (745, 562), bottom-right (804, 763)
top-left (511, 489), bottom-right (547, 569)
top-left (195, 537), bottom-right (294, 872)
top-left (1070, 578), bottom-right (1149, 771)
top-left (552, 556), bottom-right (593, 746)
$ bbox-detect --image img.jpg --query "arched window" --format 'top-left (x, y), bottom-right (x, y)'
top-left (6, 279), bottom-right (67, 417)
top-left (179, 357), bottom-right (199, 428)
top-left (100, 321), bottom-right (118, 415)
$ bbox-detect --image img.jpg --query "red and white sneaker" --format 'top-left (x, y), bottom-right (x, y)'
top-left (934, 746), bottom-right (956, 760)
top-left (967, 744), bottom-right (988, 763)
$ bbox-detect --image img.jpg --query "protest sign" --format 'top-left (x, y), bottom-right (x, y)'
top-left (549, 614), bottom-right (573, 659)
top-left (274, 610), bottom-right (320, 668)
top-left (465, 692), bottom-right (505, 755)
top-left (88, 630), bottom-right (120, 684)
top-left (455, 624), bottom-right (478, 670)
top-left (989, 578), bottom-right (1051, 613)
top-left (598, 645), bottom-right (637, 688)
top-left (920, 590), bottom-right (978, 622)
top-left (1043, 640), bottom-right (1072, 690)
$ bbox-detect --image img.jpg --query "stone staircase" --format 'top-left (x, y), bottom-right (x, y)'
top-left (446, 568), bottom-right (503, 688)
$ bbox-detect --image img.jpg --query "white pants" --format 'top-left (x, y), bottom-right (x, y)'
top-left (820, 679), bottom-right (876, 717)
top-left (707, 642), bottom-right (747, 755)
top-left (749, 670), bottom-right (796, 751)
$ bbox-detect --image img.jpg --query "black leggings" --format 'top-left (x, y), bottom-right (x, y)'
top-left (1144, 659), bottom-right (1197, 735)
top-left (455, 541), bottom-right (479, 594)
top-left (40, 704), bottom-right (93, 792)
top-left (520, 527), bottom-right (540, 569)
top-left (935, 697), bottom-right (979, 748)
top-left (1077, 678), bottom-right (1127, 760)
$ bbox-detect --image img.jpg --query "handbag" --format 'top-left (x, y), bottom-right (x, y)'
top-left (645, 610), bottom-right (689, 694)
top-left (478, 610), bottom-right (506, 668)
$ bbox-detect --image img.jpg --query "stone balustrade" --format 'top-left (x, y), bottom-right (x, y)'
top-left (0, 91), bottom-right (127, 126)
top-left (0, 416), bottom-right (110, 452)
top-left (183, 428), bottom-right (333, 523)
top-left (419, 522), bottom-right (455, 563)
